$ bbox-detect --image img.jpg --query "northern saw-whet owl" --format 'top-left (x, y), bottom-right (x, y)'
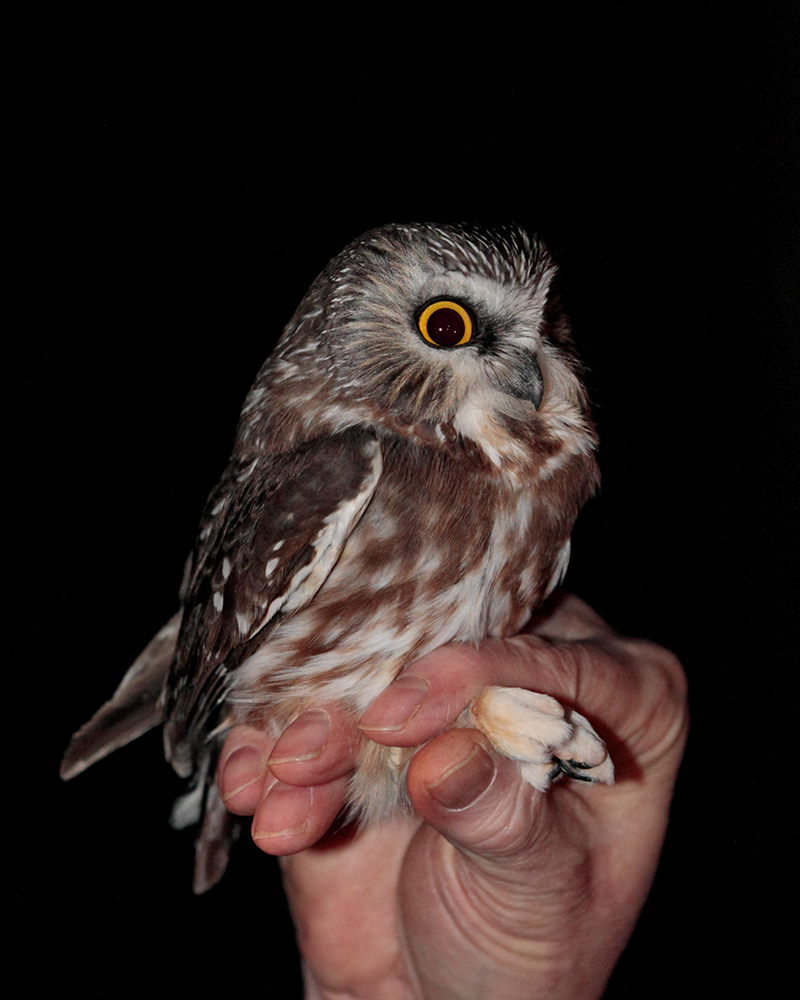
top-left (61, 223), bottom-right (613, 892)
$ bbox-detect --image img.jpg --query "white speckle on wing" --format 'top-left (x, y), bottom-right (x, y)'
top-left (213, 591), bottom-right (224, 612)
top-left (236, 458), bottom-right (259, 482)
top-left (282, 448), bottom-right (381, 615)
top-left (241, 387), bottom-right (266, 414)
top-left (265, 595), bottom-right (286, 621)
top-left (265, 557), bottom-right (279, 577)
top-left (274, 362), bottom-right (299, 382)
top-left (287, 340), bottom-right (320, 356)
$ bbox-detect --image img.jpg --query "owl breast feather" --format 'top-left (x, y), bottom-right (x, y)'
top-left (226, 433), bottom-right (574, 733)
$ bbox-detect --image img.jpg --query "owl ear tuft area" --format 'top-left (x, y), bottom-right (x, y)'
top-left (417, 299), bottom-right (473, 348)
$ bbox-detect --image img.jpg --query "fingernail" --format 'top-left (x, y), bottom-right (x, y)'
top-left (253, 785), bottom-right (313, 840)
top-left (427, 743), bottom-right (497, 811)
top-left (357, 674), bottom-right (430, 733)
top-left (220, 744), bottom-right (265, 802)
top-left (268, 710), bottom-right (330, 765)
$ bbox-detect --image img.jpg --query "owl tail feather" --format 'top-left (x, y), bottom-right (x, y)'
top-left (193, 781), bottom-right (241, 894)
top-left (61, 608), bottom-right (237, 893)
top-left (168, 744), bottom-right (240, 894)
top-left (59, 611), bottom-right (182, 781)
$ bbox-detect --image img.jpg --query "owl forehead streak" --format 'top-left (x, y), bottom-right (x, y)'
top-left (395, 224), bottom-right (541, 285)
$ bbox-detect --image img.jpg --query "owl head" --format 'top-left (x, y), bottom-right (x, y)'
top-left (242, 223), bottom-right (597, 479)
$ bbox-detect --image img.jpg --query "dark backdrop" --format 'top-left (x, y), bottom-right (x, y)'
top-left (15, 8), bottom-right (797, 998)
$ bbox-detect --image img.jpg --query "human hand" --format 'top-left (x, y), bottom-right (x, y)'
top-left (217, 593), bottom-right (688, 999)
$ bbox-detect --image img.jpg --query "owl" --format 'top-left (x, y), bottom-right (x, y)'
top-left (61, 223), bottom-right (613, 892)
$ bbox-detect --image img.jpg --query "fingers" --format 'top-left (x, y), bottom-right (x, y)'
top-left (216, 592), bottom-right (688, 859)
top-left (267, 706), bottom-right (358, 786)
top-left (218, 704), bottom-right (361, 856)
top-left (218, 725), bottom-right (275, 815)
top-left (251, 774), bottom-right (350, 855)
top-left (358, 593), bottom-right (688, 786)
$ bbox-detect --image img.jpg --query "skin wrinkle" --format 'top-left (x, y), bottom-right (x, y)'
top-left (434, 746), bottom-right (590, 927)
top-left (554, 641), bottom-right (593, 720)
top-left (609, 655), bottom-right (689, 777)
top-left (404, 841), bottom-right (492, 996)
top-left (492, 804), bottom-right (611, 998)
top-left (410, 828), bottom-right (590, 998)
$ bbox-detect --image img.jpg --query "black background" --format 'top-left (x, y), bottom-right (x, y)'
top-left (15, 7), bottom-right (797, 997)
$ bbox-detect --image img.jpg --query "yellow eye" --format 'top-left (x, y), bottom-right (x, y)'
top-left (417, 300), bottom-right (473, 348)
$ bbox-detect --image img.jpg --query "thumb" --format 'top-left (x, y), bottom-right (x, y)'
top-left (406, 727), bottom-right (548, 863)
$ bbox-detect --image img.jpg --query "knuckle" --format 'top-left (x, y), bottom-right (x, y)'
top-left (621, 637), bottom-right (689, 704)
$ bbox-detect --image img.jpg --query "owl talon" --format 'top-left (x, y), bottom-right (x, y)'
top-left (552, 759), bottom-right (594, 782)
top-left (469, 685), bottom-right (614, 791)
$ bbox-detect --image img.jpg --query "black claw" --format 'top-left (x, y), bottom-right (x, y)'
top-left (548, 762), bottom-right (563, 782)
top-left (555, 759), bottom-right (594, 782)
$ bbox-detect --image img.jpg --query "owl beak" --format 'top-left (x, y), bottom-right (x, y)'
top-left (525, 357), bottom-right (544, 410)
top-left (501, 353), bottom-right (544, 410)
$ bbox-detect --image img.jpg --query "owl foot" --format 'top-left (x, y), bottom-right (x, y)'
top-left (468, 686), bottom-right (614, 792)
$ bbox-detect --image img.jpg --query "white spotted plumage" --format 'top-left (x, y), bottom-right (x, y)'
top-left (62, 223), bottom-right (609, 893)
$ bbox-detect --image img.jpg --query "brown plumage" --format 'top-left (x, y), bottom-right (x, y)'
top-left (61, 223), bottom-right (611, 892)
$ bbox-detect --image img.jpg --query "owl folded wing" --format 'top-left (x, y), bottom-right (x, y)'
top-left (61, 428), bottom-right (383, 782)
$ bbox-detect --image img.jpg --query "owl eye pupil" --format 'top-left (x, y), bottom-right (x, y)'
top-left (427, 307), bottom-right (464, 346)
top-left (418, 300), bottom-right (473, 348)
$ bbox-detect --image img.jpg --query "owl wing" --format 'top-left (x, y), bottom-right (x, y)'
top-left (164, 427), bottom-right (383, 776)
top-left (60, 428), bottom-right (383, 784)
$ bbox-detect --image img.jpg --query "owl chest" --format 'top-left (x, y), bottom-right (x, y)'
top-left (329, 457), bottom-right (544, 642)
top-left (230, 450), bottom-right (556, 713)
